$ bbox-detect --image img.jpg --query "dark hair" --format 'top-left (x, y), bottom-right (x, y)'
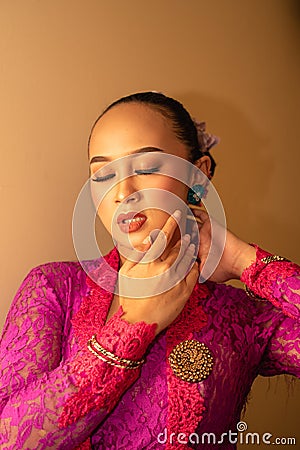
top-left (88, 91), bottom-right (216, 176)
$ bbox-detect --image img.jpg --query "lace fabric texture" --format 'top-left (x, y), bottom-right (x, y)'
top-left (0, 246), bottom-right (299, 449)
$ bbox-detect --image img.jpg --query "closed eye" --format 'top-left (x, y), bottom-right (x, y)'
top-left (91, 167), bottom-right (159, 182)
top-left (91, 173), bottom-right (116, 182)
top-left (135, 168), bottom-right (160, 175)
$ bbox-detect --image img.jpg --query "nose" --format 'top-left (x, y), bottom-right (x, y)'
top-left (114, 178), bottom-right (141, 204)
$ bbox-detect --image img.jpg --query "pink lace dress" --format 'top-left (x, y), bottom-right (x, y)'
top-left (0, 245), bottom-right (299, 449)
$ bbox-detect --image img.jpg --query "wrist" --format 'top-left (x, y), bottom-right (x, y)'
top-left (99, 306), bottom-right (157, 360)
top-left (233, 243), bottom-right (257, 279)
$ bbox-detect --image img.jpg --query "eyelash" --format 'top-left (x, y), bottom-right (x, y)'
top-left (92, 168), bottom-right (159, 182)
top-left (92, 173), bottom-right (115, 183)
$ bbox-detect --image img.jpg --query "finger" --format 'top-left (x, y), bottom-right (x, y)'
top-left (166, 234), bottom-right (191, 266)
top-left (140, 210), bottom-right (182, 263)
top-left (190, 220), bottom-right (200, 244)
top-left (184, 261), bottom-right (199, 290)
top-left (186, 214), bottom-right (204, 224)
top-left (189, 207), bottom-right (209, 221)
top-left (159, 209), bottom-right (182, 243)
top-left (198, 237), bottom-right (210, 269)
top-left (189, 209), bottom-right (211, 260)
top-left (175, 242), bottom-right (196, 278)
top-left (140, 229), bottom-right (167, 263)
top-left (121, 241), bottom-right (152, 271)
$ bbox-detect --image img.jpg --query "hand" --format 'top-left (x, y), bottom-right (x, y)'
top-left (191, 208), bottom-right (256, 283)
top-left (117, 212), bottom-right (199, 335)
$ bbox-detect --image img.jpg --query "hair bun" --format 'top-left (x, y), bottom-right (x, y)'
top-left (193, 120), bottom-right (220, 153)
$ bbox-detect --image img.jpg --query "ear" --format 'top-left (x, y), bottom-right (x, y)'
top-left (193, 155), bottom-right (211, 179)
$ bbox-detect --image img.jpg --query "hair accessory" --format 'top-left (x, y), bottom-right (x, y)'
top-left (193, 120), bottom-right (220, 179)
top-left (168, 339), bottom-right (213, 383)
top-left (193, 120), bottom-right (220, 153)
top-left (87, 334), bottom-right (145, 369)
top-left (187, 184), bottom-right (207, 205)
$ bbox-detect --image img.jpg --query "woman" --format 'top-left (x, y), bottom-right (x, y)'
top-left (0, 92), bottom-right (299, 449)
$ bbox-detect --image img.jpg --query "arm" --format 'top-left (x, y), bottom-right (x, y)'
top-left (188, 207), bottom-right (300, 377)
top-left (240, 244), bottom-right (300, 377)
top-left (0, 266), bottom-right (156, 449)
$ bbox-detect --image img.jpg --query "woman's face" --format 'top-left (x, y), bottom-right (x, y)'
top-left (89, 102), bottom-right (207, 255)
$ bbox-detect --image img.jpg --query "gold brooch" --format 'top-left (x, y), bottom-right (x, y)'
top-left (168, 340), bottom-right (213, 383)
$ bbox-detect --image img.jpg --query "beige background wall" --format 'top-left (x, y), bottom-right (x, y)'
top-left (0, 0), bottom-right (299, 447)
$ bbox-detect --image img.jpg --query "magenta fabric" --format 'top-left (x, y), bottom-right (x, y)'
top-left (0, 246), bottom-right (299, 449)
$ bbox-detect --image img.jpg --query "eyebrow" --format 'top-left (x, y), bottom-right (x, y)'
top-left (89, 147), bottom-right (164, 164)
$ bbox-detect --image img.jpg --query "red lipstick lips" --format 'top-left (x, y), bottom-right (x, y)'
top-left (117, 212), bottom-right (147, 233)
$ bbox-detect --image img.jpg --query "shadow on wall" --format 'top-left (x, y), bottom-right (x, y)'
top-left (174, 91), bottom-right (271, 223)
top-left (290, 0), bottom-right (300, 20)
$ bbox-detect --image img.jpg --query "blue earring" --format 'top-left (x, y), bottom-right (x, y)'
top-left (187, 184), bottom-right (206, 205)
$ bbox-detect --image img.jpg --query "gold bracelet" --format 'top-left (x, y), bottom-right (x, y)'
top-left (89, 335), bottom-right (145, 365)
top-left (89, 335), bottom-right (145, 366)
top-left (87, 343), bottom-right (140, 369)
top-left (87, 335), bottom-right (144, 369)
top-left (87, 340), bottom-right (142, 369)
top-left (245, 284), bottom-right (266, 301)
top-left (245, 254), bottom-right (290, 300)
top-left (261, 255), bottom-right (290, 264)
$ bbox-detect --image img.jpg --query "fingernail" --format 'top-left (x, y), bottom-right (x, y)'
top-left (188, 243), bottom-right (195, 252)
top-left (183, 234), bottom-right (191, 243)
top-left (142, 235), bottom-right (152, 244)
top-left (172, 209), bottom-right (182, 221)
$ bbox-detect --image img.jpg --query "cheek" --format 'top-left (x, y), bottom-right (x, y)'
top-left (156, 178), bottom-right (188, 200)
top-left (96, 195), bottom-right (115, 229)
top-left (142, 175), bottom-right (188, 199)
